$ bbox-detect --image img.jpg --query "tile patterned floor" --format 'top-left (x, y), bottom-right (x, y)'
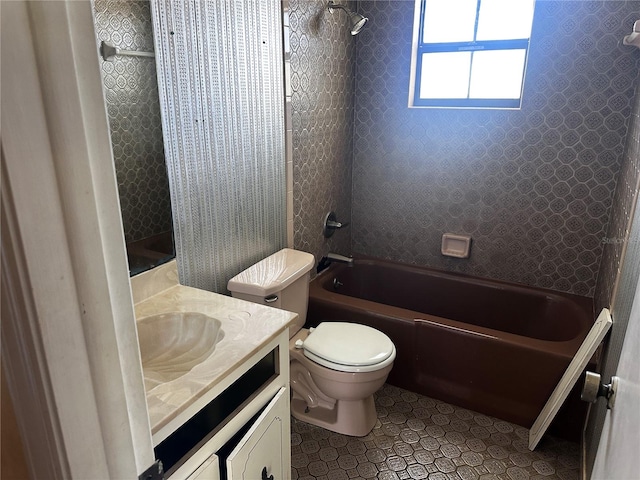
top-left (291, 384), bottom-right (580, 480)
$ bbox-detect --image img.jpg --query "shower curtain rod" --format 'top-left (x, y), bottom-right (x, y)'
top-left (100, 41), bottom-right (155, 61)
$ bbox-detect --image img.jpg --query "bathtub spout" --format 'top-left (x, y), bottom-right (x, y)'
top-left (327, 252), bottom-right (353, 264)
top-left (317, 252), bottom-right (353, 274)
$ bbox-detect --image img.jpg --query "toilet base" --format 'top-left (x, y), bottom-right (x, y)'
top-left (291, 393), bottom-right (377, 437)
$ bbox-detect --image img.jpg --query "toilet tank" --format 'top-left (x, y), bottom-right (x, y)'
top-left (227, 249), bottom-right (315, 337)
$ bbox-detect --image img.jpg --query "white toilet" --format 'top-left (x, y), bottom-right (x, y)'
top-left (228, 248), bottom-right (396, 437)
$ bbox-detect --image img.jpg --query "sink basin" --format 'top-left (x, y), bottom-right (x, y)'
top-left (137, 312), bottom-right (224, 390)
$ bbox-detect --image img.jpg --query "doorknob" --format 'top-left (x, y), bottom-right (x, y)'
top-left (581, 371), bottom-right (619, 409)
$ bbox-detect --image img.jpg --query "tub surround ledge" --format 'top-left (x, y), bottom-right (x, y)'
top-left (131, 261), bottom-right (297, 439)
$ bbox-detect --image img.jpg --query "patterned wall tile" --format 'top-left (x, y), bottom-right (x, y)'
top-left (586, 76), bottom-right (640, 477)
top-left (94, 0), bottom-right (172, 244)
top-left (595, 80), bottom-right (640, 312)
top-left (351, 0), bottom-right (639, 296)
top-left (290, 0), bottom-right (357, 273)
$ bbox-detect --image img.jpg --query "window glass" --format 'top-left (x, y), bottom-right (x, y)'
top-left (476, 0), bottom-right (535, 41)
top-left (422, 0), bottom-right (477, 43)
top-left (420, 52), bottom-right (472, 99)
top-left (469, 49), bottom-right (527, 99)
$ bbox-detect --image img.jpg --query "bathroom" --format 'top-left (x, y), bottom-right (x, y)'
top-left (2, 0), bottom-right (640, 479)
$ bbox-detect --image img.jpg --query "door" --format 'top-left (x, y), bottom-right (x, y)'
top-left (226, 387), bottom-right (288, 480)
top-left (2, 1), bottom-right (154, 478)
top-left (592, 275), bottom-right (640, 478)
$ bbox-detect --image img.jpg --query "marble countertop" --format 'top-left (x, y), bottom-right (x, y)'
top-left (131, 261), bottom-right (297, 436)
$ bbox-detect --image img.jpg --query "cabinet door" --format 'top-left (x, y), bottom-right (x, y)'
top-left (187, 454), bottom-right (220, 480)
top-left (226, 387), bottom-right (288, 480)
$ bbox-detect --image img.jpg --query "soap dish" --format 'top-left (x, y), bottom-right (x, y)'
top-left (441, 233), bottom-right (471, 259)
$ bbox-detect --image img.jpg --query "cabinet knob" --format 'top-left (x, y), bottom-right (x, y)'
top-left (261, 466), bottom-right (274, 480)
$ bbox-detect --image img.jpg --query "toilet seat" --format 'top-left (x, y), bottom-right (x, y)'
top-left (301, 322), bottom-right (396, 373)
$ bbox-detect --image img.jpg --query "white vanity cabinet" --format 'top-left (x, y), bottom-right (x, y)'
top-left (226, 387), bottom-right (288, 480)
top-left (157, 330), bottom-right (292, 480)
top-left (131, 261), bottom-right (296, 480)
top-left (187, 455), bottom-right (220, 480)
top-left (183, 387), bottom-right (288, 480)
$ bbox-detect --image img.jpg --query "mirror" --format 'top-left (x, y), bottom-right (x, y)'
top-left (93, 0), bottom-right (174, 276)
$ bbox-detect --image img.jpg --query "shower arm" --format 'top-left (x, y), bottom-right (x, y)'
top-left (327, 0), bottom-right (368, 35)
top-left (328, 1), bottom-right (348, 14)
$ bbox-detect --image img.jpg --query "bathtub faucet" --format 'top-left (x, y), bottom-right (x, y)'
top-left (317, 252), bottom-right (354, 274)
top-left (327, 252), bottom-right (353, 264)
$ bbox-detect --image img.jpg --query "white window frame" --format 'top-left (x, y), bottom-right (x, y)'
top-left (409, 0), bottom-right (534, 109)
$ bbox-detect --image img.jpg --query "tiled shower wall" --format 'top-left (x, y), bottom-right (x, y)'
top-left (586, 78), bottom-right (640, 478)
top-left (290, 0), bottom-right (356, 269)
top-left (94, 0), bottom-right (172, 244)
top-left (595, 80), bottom-right (640, 312)
top-left (352, 1), bottom-right (639, 297)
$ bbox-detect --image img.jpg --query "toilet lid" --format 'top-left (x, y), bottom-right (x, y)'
top-left (302, 322), bottom-right (395, 370)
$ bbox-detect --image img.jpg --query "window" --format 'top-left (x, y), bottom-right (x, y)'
top-left (409, 0), bottom-right (535, 109)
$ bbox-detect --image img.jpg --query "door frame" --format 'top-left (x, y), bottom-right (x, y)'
top-left (1, 1), bottom-right (154, 478)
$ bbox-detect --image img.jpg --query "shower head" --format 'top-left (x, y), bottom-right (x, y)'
top-left (327, 1), bottom-right (368, 35)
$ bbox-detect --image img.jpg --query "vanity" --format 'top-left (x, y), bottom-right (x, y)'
top-left (132, 261), bottom-right (297, 479)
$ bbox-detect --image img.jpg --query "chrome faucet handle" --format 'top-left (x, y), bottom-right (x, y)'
top-left (326, 219), bottom-right (349, 229)
top-left (323, 211), bottom-right (350, 237)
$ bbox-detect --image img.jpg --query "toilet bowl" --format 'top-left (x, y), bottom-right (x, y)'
top-left (289, 323), bottom-right (395, 436)
top-left (228, 248), bottom-right (396, 437)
